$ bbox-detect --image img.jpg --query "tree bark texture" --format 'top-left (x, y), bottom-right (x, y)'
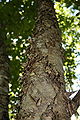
top-left (0, 38), bottom-right (9, 120)
top-left (17, 0), bottom-right (71, 119)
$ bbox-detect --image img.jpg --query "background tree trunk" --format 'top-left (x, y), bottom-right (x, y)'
top-left (0, 34), bottom-right (9, 120)
top-left (17, 0), bottom-right (71, 119)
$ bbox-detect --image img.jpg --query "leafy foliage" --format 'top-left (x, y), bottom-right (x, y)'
top-left (0, 0), bottom-right (37, 119)
top-left (0, 0), bottom-right (36, 89)
top-left (54, 1), bottom-right (80, 89)
top-left (55, 0), bottom-right (80, 11)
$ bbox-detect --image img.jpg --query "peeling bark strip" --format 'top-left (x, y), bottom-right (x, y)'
top-left (17, 0), bottom-right (71, 120)
top-left (0, 40), bottom-right (9, 120)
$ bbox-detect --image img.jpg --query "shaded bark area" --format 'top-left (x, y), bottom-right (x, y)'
top-left (17, 0), bottom-right (71, 120)
top-left (0, 38), bottom-right (9, 120)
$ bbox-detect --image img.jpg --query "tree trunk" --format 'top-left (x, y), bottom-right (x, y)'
top-left (0, 36), bottom-right (9, 119)
top-left (17, 0), bottom-right (71, 119)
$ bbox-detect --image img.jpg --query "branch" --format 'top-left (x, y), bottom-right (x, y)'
top-left (66, 91), bottom-right (77, 97)
top-left (72, 90), bottom-right (80, 112)
top-left (68, 90), bottom-right (80, 115)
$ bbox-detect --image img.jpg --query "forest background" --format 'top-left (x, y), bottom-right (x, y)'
top-left (0, 0), bottom-right (80, 119)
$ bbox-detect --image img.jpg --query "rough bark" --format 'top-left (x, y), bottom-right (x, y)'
top-left (17, 0), bottom-right (72, 120)
top-left (0, 38), bottom-right (9, 119)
